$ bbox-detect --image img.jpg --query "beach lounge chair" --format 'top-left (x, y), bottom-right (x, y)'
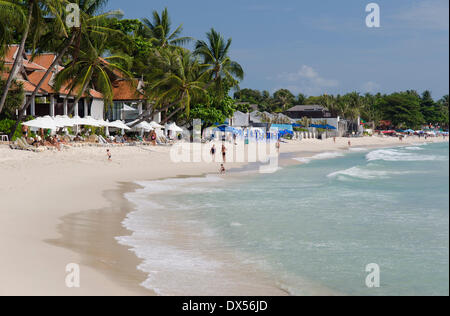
top-left (15, 138), bottom-right (45, 152)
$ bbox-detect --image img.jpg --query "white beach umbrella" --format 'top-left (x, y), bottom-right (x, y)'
top-left (109, 120), bottom-right (131, 130)
top-left (96, 119), bottom-right (112, 127)
top-left (127, 120), bottom-right (153, 131)
top-left (23, 116), bottom-right (57, 130)
top-left (71, 116), bottom-right (86, 126)
top-left (166, 123), bottom-right (183, 132)
top-left (81, 116), bottom-right (101, 127)
top-left (149, 121), bottom-right (164, 129)
top-left (54, 115), bottom-right (74, 128)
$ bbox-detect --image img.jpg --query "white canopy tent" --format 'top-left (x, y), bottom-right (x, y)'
top-left (53, 115), bottom-right (74, 128)
top-left (23, 116), bottom-right (57, 130)
top-left (109, 120), bottom-right (131, 130)
top-left (127, 120), bottom-right (154, 132)
top-left (149, 121), bottom-right (164, 129)
top-left (80, 116), bottom-right (102, 127)
top-left (166, 123), bottom-right (183, 132)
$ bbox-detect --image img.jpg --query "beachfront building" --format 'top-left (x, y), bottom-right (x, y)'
top-left (285, 104), bottom-right (348, 136)
top-left (1, 45), bottom-right (149, 122)
top-left (107, 78), bottom-right (147, 122)
top-left (1, 46), bottom-right (105, 119)
top-left (285, 105), bottom-right (332, 119)
top-left (230, 110), bottom-right (250, 127)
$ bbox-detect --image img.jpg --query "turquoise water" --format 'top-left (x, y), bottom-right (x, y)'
top-left (120, 142), bottom-right (449, 296)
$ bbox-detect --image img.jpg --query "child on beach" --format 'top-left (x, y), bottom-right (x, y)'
top-left (220, 164), bottom-right (226, 174)
top-left (107, 149), bottom-right (112, 161)
top-left (348, 140), bottom-right (352, 147)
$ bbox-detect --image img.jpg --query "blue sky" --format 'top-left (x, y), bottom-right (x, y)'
top-left (107, 0), bottom-right (449, 98)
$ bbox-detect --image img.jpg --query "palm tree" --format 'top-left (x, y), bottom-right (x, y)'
top-left (8, 0), bottom-right (124, 138)
top-left (194, 28), bottom-right (243, 97)
top-left (0, 0), bottom-right (35, 115)
top-left (130, 49), bottom-right (208, 127)
top-left (0, 0), bottom-right (25, 58)
top-left (141, 8), bottom-right (192, 48)
top-left (53, 33), bottom-right (131, 115)
top-left (320, 94), bottom-right (339, 117)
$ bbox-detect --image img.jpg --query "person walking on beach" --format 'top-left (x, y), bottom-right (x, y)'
top-left (276, 140), bottom-right (281, 154)
top-left (150, 131), bottom-right (157, 146)
top-left (348, 140), bottom-right (352, 147)
top-left (333, 137), bottom-right (336, 143)
top-left (210, 144), bottom-right (216, 162)
top-left (221, 143), bottom-right (227, 163)
top-left (107, 149), bottom-right (112, 161)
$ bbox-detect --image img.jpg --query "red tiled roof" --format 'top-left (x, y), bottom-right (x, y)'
top-left (23, 60), bottom-right (47, 71)
top-left (112, 79), bottom-right (144, 101)
top-left (15, 79), bottom-right (46, 94)
top-left (88, 89), bottom-right (103, 99)
top-left (27, 53), bottom-right (57, 69)
top-left (27, 71), bottom-right (55, 93)
top-left (5, 45), bottom-right (18, 61)
top-left (2, 47), bottom-right (126, 100)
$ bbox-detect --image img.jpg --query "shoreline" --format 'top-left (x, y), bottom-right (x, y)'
top-left (0, 136), bottom-right (447, 295)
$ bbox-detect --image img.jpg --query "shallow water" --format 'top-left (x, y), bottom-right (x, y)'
top-left (118, 142), bottom-right (449, 296)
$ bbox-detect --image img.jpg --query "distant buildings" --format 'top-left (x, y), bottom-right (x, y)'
top-left (284, 105), bottom-right (332, 119)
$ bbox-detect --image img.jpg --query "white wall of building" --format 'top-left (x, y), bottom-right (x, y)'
top-left (90, 99), bottom-right (104, 120)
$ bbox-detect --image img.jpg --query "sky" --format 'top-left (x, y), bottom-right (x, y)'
top-left (106, 0), bottom-right (449, 99)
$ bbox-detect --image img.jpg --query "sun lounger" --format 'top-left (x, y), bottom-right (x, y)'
top-left (14, 138), bottom-right (45, 152)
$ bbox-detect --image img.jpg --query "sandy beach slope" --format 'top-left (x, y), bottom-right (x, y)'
top-left (0, 136), bottom-right (447, 295)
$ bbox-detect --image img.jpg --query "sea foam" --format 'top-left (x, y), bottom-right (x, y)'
top-left (328, 166), bottom-right (410, 180)
top-left (293, 152), bottom-right (344, 164)
top-left (366, 148), bottom-right (445, 162)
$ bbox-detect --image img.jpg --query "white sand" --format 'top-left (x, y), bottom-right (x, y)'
top-left (0, 136), bottom-right (446, 295)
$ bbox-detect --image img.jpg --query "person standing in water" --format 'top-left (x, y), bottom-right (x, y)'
top-left (221, 143), bottom-right (227, 163)
top-left (210, 144), bottom-right (216, 162)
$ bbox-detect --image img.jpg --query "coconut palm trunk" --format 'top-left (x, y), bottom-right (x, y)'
top-left (161, 106), bottom-right (183, 124)
top-left (0, 1), bottom-right (34, 114)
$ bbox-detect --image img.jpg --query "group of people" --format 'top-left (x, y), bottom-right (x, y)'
top-left (22, 125), bottom-right (67, 150)
top-left (210, 143), bottom-right (227, 174)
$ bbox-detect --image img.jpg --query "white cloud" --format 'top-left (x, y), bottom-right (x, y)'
top-left (394, 0), bottom-right (449, 31)
top-left (272, 65), bottom-right (339, 95)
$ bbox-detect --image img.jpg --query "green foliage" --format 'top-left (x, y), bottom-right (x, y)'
top-left (378, 92), bottom-right (424, 129)
top-left (0, 78), bottom-right (24, 119)
top-left (189, 96), bottom-right (236, 128)
top-left (142, 7), bottom-right (193, 48)
top-left (194, 28), bottom-right (244, 98)
top-left (272, 89), bottom-right (296, 111)
top-left (235, 102), bottom-right (250, 113)
top-left (0, 118), bottom-right (22, 140)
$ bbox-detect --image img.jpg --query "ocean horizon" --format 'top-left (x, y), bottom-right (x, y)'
top-left (118, 142), bottom-right (449, 296)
